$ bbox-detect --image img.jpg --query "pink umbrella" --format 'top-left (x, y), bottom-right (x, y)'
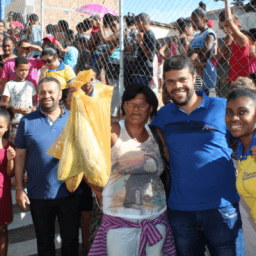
top-left (76, 4), bottom-right (118, 19)
top-left (10, 21), bottom-right (25, 30)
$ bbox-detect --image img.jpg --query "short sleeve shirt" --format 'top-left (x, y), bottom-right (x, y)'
top-left (151, 91), bottom-right (239, 211)
top-left (46, 60), bottom-right (76, 90)
top-left (3, 80), bottom-right (37, 123)
top-left (64, 46), bottom-right (79, 70)
top-left (14, 107), bottom-right (72, 199)
top-left (1, 58), bottom-right (44, 87)
top-left (134, 30), bottom-right (156, 77)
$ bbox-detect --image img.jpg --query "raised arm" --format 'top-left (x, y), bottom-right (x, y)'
top-left (224, 0), bottom-right (248, 47)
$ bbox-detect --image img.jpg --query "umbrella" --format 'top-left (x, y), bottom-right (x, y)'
top-left (10, 21), bottom-right (25, 30)
top-left (76, 4), bottom-right (118, 19)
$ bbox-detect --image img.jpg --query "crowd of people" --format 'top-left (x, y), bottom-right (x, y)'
top-left (0, 0), bottom-right (256, 255)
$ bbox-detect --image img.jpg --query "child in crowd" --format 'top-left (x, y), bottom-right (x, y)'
top-left (0, 61), bottom-right (4, 94)
top-left (219, 0), bottom-right (250, 83)
top-left (75, 37), bottom-right (90, 74)
top-left (0, 107), bottom-right (16, 256)
top-left (57, 33), bottom-right (79, 71)
top-left (76, 20), bottom-right (91, 40)
top-left (231, 76), bottom-right (256, 91)
top-left (2, 56), bottom-right (37, 142)
top-left (133, 13), bottom-right (156, 86)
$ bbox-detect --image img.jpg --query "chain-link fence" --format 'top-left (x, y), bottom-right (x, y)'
top-left (3, 0), bottom-right (256, 106)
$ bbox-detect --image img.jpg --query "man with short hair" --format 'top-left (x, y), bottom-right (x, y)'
top-left (133, 13), bottom-right (156, 86)
top-left (1, 39), bottom-right (43, 92)
top-left (15, 77), bottom-right (81, 256)
top-left (151, 55), bottom-right (245, 255)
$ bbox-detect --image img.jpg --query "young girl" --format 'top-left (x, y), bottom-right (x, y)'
top-left (225, 88), bottom-right (256, 222)
top-left (219, 0), bottom-right (250, 83)
top-left (189, 8), bottom-right (216, 96)
top-left (0, 107), bottom-right (15, 256)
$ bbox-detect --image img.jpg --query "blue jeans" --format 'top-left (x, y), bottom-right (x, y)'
top-left (133, 74), bottom-right (152, 87)
top-left (168, 203), bottom-right (244, 256)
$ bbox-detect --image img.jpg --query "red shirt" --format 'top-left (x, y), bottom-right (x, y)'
top-left (230, 41), bottom-right (250, 81)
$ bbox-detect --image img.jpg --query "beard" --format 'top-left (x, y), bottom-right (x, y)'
top-left (170, 88), bottom-right (194, 106)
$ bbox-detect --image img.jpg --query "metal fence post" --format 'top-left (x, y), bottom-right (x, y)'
top-left (41, 0), bottom-right (44, 38)
top-left (119, 0), bottom-right (124, 100)
top-left (0, 0), bottom-right (5, 20)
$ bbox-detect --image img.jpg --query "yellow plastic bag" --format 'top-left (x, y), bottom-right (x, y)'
top-left (47, 70), bottom-right (114, 192)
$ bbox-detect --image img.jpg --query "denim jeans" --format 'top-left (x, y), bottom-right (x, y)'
top-left (133, 74), bottom-right (152, 87)
top-left (168, 203), bottom-right (244, 256)
top-left (30, 194), bottom-right (81, 256)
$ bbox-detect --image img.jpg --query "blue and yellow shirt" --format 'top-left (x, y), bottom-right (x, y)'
top-left (236, 131), bottom-right (256, 222)
top-left (46, 60), bottom-right (76, 90)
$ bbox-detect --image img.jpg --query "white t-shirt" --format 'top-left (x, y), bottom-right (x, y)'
top-left (3, 80), bottom-right (37, 123)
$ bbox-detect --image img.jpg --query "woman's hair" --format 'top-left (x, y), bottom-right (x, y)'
top-left (0, 20), bottom-right (5, 28)
top-left (227, 87), bottom-right (256, 103)
top-left (231, 77), bottom-right (256, 90)
top-left (41, 45), bottom-right (60, 58)
top-left (176, 18), bottom-right (193, 34)
top-left (191, 8), bottom-right (208, 20)
top-left (12, 12), bottom-right (25, 25)
top-left (121, 84), bottom-right (158, 119)
top-left (58, 20), bottom-right (69, 32)
top-left (3, 37), bottom-right (14, 45)
top-left (103, 14), bottom-right (119, 27)
top-left (125, 13), bottom-right (136, 27)
top-left (29, 14), bottom-right (39, 22)
top-left (0, 61), bottom-right (4, 68)
top-left (83, 19), bottom-right (91, 31)
top-left (219, 9), bottom-right (238, 23)
top-left (76, 22), bottom-right (85, 32)
top-left (0, 107), bottom-right (14, 125)
top-left (46, 24), bottom-right (54, 34)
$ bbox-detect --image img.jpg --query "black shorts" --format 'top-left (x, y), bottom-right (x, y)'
top-left (79, 180), bottom-right (93, 212)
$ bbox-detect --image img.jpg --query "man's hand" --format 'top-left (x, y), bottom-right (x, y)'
top-left (19, 108), bottom-right (31, 115)
top-left (16, 188), bottom-right (30, 211)
top-left (7, 146), bottom-right (16, 161)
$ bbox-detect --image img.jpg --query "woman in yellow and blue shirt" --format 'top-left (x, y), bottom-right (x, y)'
top-left (225, 87), bottom-right (256, 222)
top-left (39, 46), bottom-right (76, 90)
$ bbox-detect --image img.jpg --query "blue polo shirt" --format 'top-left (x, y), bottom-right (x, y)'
top-left (14, 107), bottom-right (72, 199)
top-left (151, 91), bottom-right (239, 211)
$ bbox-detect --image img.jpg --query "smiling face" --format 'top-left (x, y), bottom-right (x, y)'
top-left (39, 81), bottom-right (62, 112)
top-left (41, 54), bottom-right (58, 70)
top-left (3, 39), bottom-right (14, 56)
top-left (165, 67), bottom-right (196, 106)
top-left (123, 93), bottom-right (153, 125)
top-left (191, 14), bottom-right (206, 31)
top-left (225, 97), bottom-right (256, 138)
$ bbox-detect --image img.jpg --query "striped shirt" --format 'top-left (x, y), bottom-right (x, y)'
top-left (88, 211), bottom-right (176, 256)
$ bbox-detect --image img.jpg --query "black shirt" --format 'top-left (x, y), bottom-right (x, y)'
top-left (134, 30), bottom-right (156, 77)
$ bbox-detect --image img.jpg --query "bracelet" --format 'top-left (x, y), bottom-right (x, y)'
top-left (15, 187), bottom-right (23, 190)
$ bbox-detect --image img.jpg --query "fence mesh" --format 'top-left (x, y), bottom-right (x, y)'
top-left (2, 0), bottom-right (256, 108)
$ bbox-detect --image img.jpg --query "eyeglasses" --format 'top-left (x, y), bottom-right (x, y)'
top-left (124, 101), bottom-right (149, 110)
top-left (42, 56), bottom-right (55, 64)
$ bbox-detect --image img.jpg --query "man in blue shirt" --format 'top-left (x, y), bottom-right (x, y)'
top-left (151, 55), bottom-right (244, 255)
top-left (14, 77), bottom-right (81, 256)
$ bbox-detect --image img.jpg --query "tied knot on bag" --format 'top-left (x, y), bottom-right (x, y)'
top-left (138, 218), bottom-right (163, 256)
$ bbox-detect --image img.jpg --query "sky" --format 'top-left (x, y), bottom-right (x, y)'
top-left (122, 0), bottom-right (250, 23)
top-left (3, 0), bottom-right (251, 24)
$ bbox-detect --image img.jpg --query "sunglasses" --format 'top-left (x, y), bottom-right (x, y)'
top-left (42, 56), bottom-right (55, 64)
